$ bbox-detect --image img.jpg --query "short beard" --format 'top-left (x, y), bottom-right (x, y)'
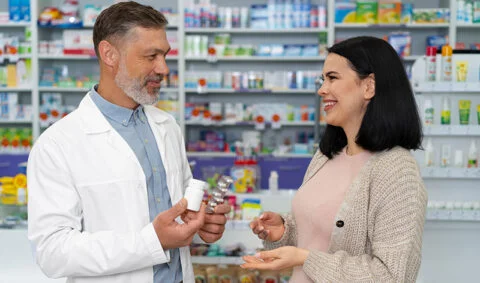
top-left (114, 61), bottom-right (159, 105)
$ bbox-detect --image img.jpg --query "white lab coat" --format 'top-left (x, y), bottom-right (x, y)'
top-left (27, 93), bottom-right (194, 283)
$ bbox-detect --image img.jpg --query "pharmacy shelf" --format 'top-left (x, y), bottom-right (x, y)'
top-left (425, 220), bottom-right (480, 230)
top-left (414, 82), bottom-right (480, 93)
top-left (185, 121), bottom-right (315, 126)
top-left (335, 23), bottom-right (450, 28)
top-left (0, 120), bottom-right (32, 124)
top-left (0, 54), bottom-right (31, 61)
top-left (186, 152), bottom-right (312, 158)
top-left (187, 152), bottom-right (236, 157)
top-left (403, 55), bottom-right (423, 61)
top-left (37, 87), bottom-right (179, 93)
top-left (160, 87), bottom-right (179, 92)
top-left (185, 56), bottom-right (325, 62)
top-left (0, 22), bottom-right (31, 27)
top-left (191, 256), bottom-right (244, 265)
top-left (185, 27), bottom-right (328, 33)
top-left (426, 214), bottom-right (480, 223)
top-left (38, 86), bottom-right (90, 92)
top-left (37, 55), bottom-right (179, 61)
top-left (423, 125), bottom-right (480, 136)
top-left (0, 87), bottom-right (32, 92)
top-left (185, 88), bottom-right (315, 94)
top-left (456, 24), bottom-right (480, 28)
top-left (38, 54), bottom-right (97, 60)
top-left (37, 54), bottom-right (183, 61)
top-left (421, 167), bottom-right (480, 179)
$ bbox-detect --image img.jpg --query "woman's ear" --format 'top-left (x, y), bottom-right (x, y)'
top-left (98, 40), bottom-right (119, 67)
top-left (364, 74), bottom-right (375, 100)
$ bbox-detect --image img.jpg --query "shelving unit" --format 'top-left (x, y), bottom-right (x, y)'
top-left (185, 88), bottom-right (315, 94)
top-left (185, 55), bottom-right (325, 61)
top-left (186, 27), bottom-right (328, 33)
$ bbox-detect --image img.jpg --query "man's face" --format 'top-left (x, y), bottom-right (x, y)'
top-left (114, 27), bottom-right (170, 105)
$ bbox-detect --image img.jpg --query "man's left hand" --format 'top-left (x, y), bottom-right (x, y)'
top-left (198, 203), bottom-right (231, 243)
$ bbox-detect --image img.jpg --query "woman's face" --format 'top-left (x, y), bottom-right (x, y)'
top-left (317, 53), bottom-right (375, 131)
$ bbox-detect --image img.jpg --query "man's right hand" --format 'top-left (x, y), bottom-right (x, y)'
top-left (153, 198), bottom-right (205, 250)
top-left (249, 211), bottom-right (285, 242)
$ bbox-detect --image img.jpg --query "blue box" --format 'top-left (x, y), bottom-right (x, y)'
top-left (301, 44), bottom-right (319, 56)
top-left (284, 44), bottom-right (302, 56)
top-left (20, 0), bottom-right (30, 22)
top-left (9, 0), bottom-right (21, 22)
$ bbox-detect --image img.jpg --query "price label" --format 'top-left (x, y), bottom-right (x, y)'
top-left (197, 78), bottom-right (207, 94)
top-left (254, 115), bottom-right (265, 130)
top-left (271, 114), bottom-right (281, 129)
top-left (206, 46), bottom-right (217, 63)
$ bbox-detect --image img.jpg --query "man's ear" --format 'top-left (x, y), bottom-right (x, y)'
top-left (364, 73), bottom-right (375, 100)
top-left (98, 40), bottom-right (119, 67)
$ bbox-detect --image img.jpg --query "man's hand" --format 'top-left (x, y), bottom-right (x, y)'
top-left (249, 211), bottom-right (285, 242)
top-left (153, 198), bottom-right (205, 250)
top-left (197, 203), bottom-right (231, 243)
top-left (241, 246), bottom-right (309, 271)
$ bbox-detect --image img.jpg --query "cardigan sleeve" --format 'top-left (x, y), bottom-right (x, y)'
top-left (262, 213), bottom-right (297, 250)
top-left (302, 150), bottom-right (427, 283)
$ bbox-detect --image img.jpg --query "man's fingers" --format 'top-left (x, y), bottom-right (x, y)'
top-left (200, 223), bottom-right (225, 234)
top-left (165, 198), bottom-right (188, 220)
top-left (198, 229), bottom-right (223, 243)
top-left (213, 203), bottom-right (231, 214)
top-left (204, 213), bottom-right (227, 225)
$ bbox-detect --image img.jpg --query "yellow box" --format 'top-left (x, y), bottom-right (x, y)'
top-left (378, 1), bottom-right (402, 24)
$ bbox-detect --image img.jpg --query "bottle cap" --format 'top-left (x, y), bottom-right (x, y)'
top-left (184, 179), bottom-right (208, 211)
top-left (441, 45), bottom-right (452, 56)
top-left (426, 46), bottom-right (437, 56)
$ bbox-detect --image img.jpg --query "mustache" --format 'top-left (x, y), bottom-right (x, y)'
top-left (144, 76), bottom-right (163, 84)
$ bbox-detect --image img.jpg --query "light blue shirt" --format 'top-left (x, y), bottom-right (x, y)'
top-left (90, 86), bottom-right (182, 283)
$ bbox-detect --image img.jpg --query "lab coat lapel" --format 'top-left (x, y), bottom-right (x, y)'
top-left (79, 93), bottom-right (144, 178)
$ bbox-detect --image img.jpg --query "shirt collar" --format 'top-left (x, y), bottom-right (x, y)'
top-left (89, 85), bottom-right (145, 126)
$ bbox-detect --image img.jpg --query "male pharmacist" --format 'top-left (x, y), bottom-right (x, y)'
top-left (27, 2), bottom-right (230, 282)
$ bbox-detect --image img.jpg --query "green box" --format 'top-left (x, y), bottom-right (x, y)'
top-left (356, 1), bottom-right (378, 24)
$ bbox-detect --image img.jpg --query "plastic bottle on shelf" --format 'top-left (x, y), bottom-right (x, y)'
top-left (268, 170), bottom-right (279, 193)
top-left (423, 98), bottom-right (434, 125)
top-left (425, 46), bottom-right (437, 82)
top-left (424, 138), bottom-right (434, 167)
top-left (441, 45), bottom-right (452, 81)
top-left (440, 96), bottom-right (451, 125)
top-left (467, 140), bottom-right (478, 168)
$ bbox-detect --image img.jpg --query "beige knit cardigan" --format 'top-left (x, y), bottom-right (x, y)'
top-left (264, 147), bottom-right (428, 283)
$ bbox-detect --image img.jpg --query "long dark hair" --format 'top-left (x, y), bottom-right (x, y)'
top-left (320, 36), bottom-right (422, 159)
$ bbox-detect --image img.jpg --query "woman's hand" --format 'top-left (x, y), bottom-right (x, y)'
top-left (240, 246), bottom-right (309, 271)
top-left (249, 211), bottom-right (285, 242)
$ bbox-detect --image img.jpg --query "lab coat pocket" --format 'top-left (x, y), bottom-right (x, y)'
top-left (77, 179), bottom-right (150, 233)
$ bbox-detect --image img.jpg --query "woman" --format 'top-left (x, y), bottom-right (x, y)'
top-left (242, 36), bottom-right (427, 283)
